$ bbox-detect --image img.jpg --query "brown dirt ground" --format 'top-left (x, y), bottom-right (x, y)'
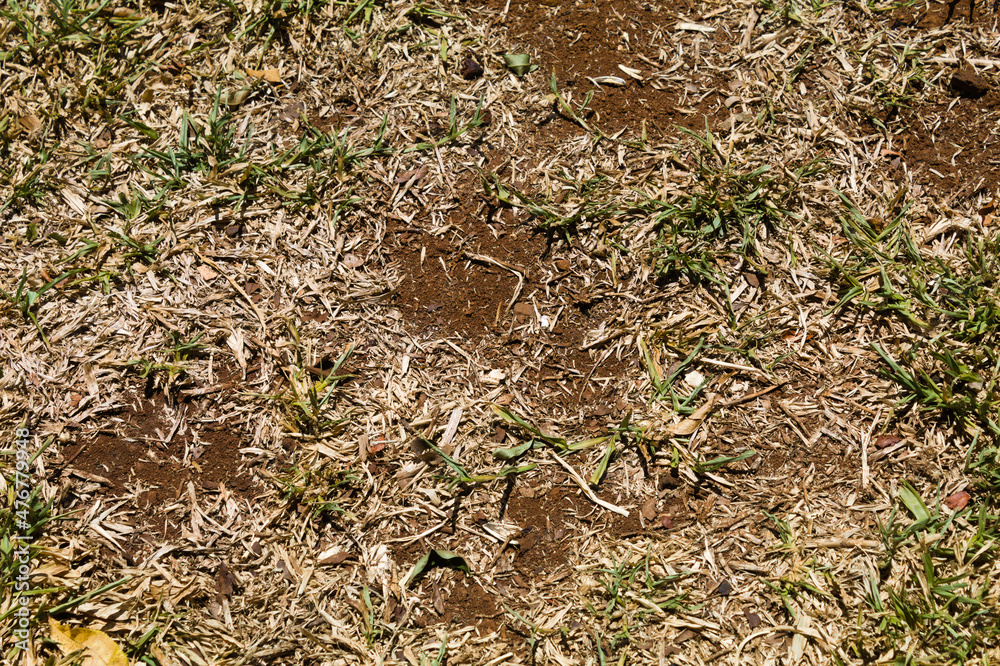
top-left (56, 365), bottom-right (263, 562)
top-left (390, 165), bottom-right (640, 416)
top-left (891, 0), bottom-right (994, 28)
top-left (481, 0), bottom-right (729, 138)
top-left (881, 0), bottom-right (1000, 196)
top-left (896, 93), bottom-right (1000, 198)
top-left (5, 0), bottom-right (1000, 663)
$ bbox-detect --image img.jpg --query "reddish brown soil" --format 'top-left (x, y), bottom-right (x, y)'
top-left (389, 0), bottom-right (735, 417)
top-left (505, 481), bottom-right (642, 573)
top-left (890, 0), bottom-right (997, 28)
top-left (389, 168), bottom-right (639, 413)
top-left (874, 0), bottom-right (1000, 198)
top-left (479, 0), bottom-right (726, 139)
top-left (505, 486), bottom-right (581, 575)
top-left (895, 92), bottom-right (1000, 198)
top-left (390, 186), bottom-right (542, 343)
top-left (411, 571), bottom-right (501, 636)
top-left (58, 389), bottom-right (258, 559)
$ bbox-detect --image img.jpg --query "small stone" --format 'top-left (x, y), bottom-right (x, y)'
top-left (460, 56), bottom-right (484, 80)
top-left (554, 258), bottom-right (572, 271)
top-left (951, 67), bottom-right (990, 98)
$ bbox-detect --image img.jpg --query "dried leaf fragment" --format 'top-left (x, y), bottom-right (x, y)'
top-left (318, 549), bottom-right (355, 566)
top-left (944, 490), bottom-right (971, 511)
top-left (460, 56), bottom-right (484, 79)
top-left (221, 87), bottom-right (251, 107)
top-left (979, 197), bottom-right (996, 226)
top-left (618, 64), bottom-right (644, 81)
top-left (393, 165), bottom-right (428, 184)
top-left (590, 75), bottom-right (626, 86)
top-left (665, 394), bottom-right (717, 436)
top-left (640, 496), bottom-right (657, 520)
top-left (873, 434), bottom-right (902, 449)
top-left (676, 21), bottom-right (715, 32)
top-left (216, 561), bottom-right (236, 600)
top-left (278, 100), bottom-right (306, 123)
top-left (246, 67), bottom-right (282, 83)
top-left (151, 645), bottom-right (180, 666)
top-left (341, 253), bottom-right (365, 268)
top-left (19, 115), bottom-right (43, 134)
top-left (49, 618), bottom-right (128, 666)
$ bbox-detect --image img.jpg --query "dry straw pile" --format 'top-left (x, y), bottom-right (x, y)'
top-left (2, 0), bottom-right (1000, 663)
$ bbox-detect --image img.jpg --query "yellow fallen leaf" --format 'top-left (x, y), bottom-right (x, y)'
top-left (49, 618), bottom-right (128, 666)
top-left (245, 67), bottom-right (282, 83)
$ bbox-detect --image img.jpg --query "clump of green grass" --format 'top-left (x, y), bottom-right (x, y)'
top-left (0, 268), bottom-right (83, 345)
top-left (823, 190), bottom-right (1000, 661)
top-left (760, 0), bottom-right (837, 26)
top-left (828, 191), bottom-right (1000, 456)
top-left (126, 330), bottom-right (206, 388)
top-left (0, 435), bottom-right (58, 662)
top-left (1, 0), bottom-right (156, 115)
top-left (0, 0), bottom-right (149, 62)
top-left (854, 482), bottom-right (1000, 663)
top-left (642, 129), bottom-right (823, 318)
top-left (133, 93), bottom-right (254, 195)
top-left (575, 548), bottom-right (695, 662)
top-left (277, 464), bottom-right (361, 521)
top-left (479, 169), bottom-right (622, 236)
top-left (0, 126), bottom-right (59, 215)
top-left (256, 320), bottom-right (356, 434)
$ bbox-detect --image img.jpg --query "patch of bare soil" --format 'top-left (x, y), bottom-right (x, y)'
top-left (505, 481), bottom-right (643, 571)
top-left (479, 0), bottom-right (728, 139)
top-left (872, 0), bottom-right (1000, 197)
top-left (505, 486), bottom-right (580, 576)
top-left (890, 0), bottom-right (996, 28)
top-left (390, 169), bottom-right (640, 414)
top-left (389, 179), bottom-right (544, 344)
top-left (410, 571), bottom-right (501, 636)
top-left (895, 91), bottom-right (1000, 198)
top-left (57, 387), bottom-right (259, 560)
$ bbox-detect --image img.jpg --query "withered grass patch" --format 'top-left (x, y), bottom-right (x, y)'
top-left (3, 0), bottom-right (1000, 664)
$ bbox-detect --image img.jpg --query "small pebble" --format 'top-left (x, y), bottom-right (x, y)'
top-left (460, 56), bottom-right (484, 80)
top-left (951, 67), bottom-right (990, 98)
